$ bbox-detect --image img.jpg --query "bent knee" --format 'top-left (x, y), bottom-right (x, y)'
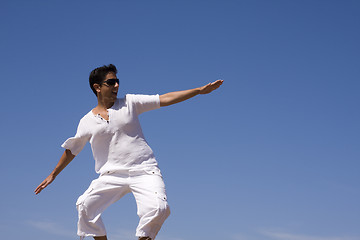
top-left (158, 201), bottom-right (170, 219)
top-left (164, 205), bottom-right (171, 219)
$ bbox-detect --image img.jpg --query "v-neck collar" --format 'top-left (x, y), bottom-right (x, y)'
top-left (91, 98), bottom-right (118, 123)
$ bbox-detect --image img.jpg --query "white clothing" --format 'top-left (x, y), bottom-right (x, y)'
top-left (61, 94), bottom-right (160, 174)
top-left (76, 168), bottom-right (170, 240)
top-left (61, 94), bottom-right (170, 239)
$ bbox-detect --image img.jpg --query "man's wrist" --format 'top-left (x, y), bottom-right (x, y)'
top-left (195, 87), bottom-right (202, 95)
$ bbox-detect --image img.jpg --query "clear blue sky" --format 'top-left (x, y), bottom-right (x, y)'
top-left (1, 1), bottom-right (359, 240)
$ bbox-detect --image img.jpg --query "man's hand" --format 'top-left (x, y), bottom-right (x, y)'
top-left (34, 149), bottom-right (75, 195)
top-left (199, 79), bottom-right (224, 94)
top-left (35, 174), bottom-right (55, 195)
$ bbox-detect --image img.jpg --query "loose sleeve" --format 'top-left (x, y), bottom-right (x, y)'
top-left (127, 94), bottom-right (160, 115)
top-left (61, 118), bottom-right (90, 156)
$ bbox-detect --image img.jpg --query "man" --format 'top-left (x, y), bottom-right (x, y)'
top-left (35, 64), bottom-right (223, 240)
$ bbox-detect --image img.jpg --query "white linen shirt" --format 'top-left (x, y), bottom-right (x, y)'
top-left (61, 94), bottom-right (160, 174)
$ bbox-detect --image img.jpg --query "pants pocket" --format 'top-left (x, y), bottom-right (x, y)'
top-left (144, 167), bottom-right (163, 178)
top-left (155, 191), bottom-right (167, 201)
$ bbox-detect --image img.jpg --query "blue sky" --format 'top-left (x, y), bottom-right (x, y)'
top-left (1, 0), bottom-right (359, 240)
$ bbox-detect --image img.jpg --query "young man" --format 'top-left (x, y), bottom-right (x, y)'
top-left (35, 64), bottom-right (223, 240)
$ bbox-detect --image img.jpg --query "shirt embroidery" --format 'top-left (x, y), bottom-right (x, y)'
top-left (96, 113), bottom-right (109, 124)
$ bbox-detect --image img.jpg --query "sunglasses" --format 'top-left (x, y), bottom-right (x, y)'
top-left (102, 78), bottom-right (119, 86)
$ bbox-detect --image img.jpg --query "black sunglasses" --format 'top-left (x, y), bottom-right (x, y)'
top-left (102, 78), bottom-right (119, 86)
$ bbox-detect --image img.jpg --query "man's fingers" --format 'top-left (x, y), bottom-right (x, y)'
top-left (35, 180), bottom-right (49, 194)
top-left (34, 186), bottom-right (42, 194)
top-left (199, 80), bottom-right (223, 94)
top-left (36, 184), bottom-right (46, 194)
top-left (210, 80), bottom-right (223, 88)
top-left (35, 184), bottom-right (44, 194)
top-left (210, 80), bottom-right (223, 90)
top-left (213, 79), bottom-right (224, 85)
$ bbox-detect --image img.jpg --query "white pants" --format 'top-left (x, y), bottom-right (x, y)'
top-left (76, 167), bottom-right (170, 240)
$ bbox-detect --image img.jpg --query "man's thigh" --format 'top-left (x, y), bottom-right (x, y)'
top-left (77, 175), bottom-right (132, 216)
top-left (130, 170), bottom-right (168, 216)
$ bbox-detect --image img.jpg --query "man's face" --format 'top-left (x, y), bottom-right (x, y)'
top-left (98, 72), bottom-right (119, 101)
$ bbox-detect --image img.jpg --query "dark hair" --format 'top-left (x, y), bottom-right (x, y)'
top-left (89, 64), bottom-right (118, 96)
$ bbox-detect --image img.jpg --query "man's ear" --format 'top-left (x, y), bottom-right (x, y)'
top-left (93, 83), bottom-right (101, 93)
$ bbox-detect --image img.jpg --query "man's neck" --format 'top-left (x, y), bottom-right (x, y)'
top-left (96, 96), bottom-right (115, 110)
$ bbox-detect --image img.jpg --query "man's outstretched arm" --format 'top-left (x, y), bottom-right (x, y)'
top-left (159, 79), bottom-right (223, 107)
top-left (34, 149), bottom-right (75, 195)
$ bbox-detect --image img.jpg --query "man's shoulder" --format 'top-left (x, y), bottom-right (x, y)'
top-left (78, 111), bottom-right (93, 124)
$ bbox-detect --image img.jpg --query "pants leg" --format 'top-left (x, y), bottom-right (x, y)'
top-left (76, 174), bottom-right (131, 239)
top-left (130, 169), bottom-right (171, 239)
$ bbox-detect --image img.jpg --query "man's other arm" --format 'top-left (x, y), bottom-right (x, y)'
top-left (159, 79), bottom-right (223, 107)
